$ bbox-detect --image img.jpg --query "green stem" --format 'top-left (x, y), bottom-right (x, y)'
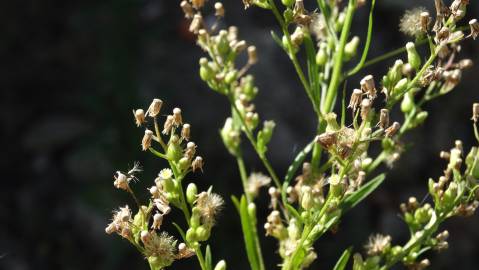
top-left (229, 102), bottom-right (282, 189)
top-left (311, 0), bottom-right (357, 172)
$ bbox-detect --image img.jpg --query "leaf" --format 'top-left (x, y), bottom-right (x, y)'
top-left (172, 222), bottom-right (187, 242)
top-left (232, 196), bottom-right (262, 270)
top-left (333, 247), bottom-right (353, 270)
top-left (282, 142), bottom-right (314, 199)
top-left (342, 173), bottom-right (385, 212)
top-left (205, 245), bottom-right (213, 270)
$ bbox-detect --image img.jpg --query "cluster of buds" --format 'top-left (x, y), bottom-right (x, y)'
top-left (185, 186), bottom-right (225, 244)
top-left (107, 97), bottom-right (226, 270)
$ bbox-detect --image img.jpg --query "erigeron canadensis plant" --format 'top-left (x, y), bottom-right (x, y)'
top-left (106, 0), bottom-right (479, 269)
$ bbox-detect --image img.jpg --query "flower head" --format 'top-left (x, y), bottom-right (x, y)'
top-left (365, 234), bottom-right (392, 256)
top-left (247, 172), bottom-right (272, 198)
top-left (195, 191), bottom-right (224, 226)
top-left (400, 7), bottom-right (429, 38)
top-left (142, 231), bottom-right (177, 268)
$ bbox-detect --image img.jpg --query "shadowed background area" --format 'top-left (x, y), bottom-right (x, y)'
top-left (1, 0), bottom-right (479, 269)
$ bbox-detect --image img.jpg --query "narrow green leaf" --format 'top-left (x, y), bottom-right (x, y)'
top-left (284, 203), bottom-right (303, 223)
top-left (172, 222), bottom-right (187, 243)
top-left (205, 245), bottom-right (213, 270)
top-left (232, 195), bottom-right (261, 270)
top-left (304, 34), bottom-right (321, 108)
top-left (333, 247), bottom-right (353, 270)
top-left (342, 173), bottom-right (385, 212)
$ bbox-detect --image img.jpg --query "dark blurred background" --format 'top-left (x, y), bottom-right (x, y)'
top-left (1, 0), bottom-right (478, 269)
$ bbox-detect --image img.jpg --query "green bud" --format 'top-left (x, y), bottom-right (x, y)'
top-left (186, 228), bottom-right (198, 243)
top-left (301, 211), bottom-right (310, 221)
top-left (414, 111), bottom-right (428, 126)
top-left (390, 246), bottom-right (403, 257)
top-left (344, 36), bottom-right (360, 61)
top-left (216, 30), bottom-right (230, 56)
top-left (214, 260), bottom-right (227, 270)
top-left (470, 148), bottom-right (479, 179)
top-left (283, 8), bottom-right (294, 23)
top-left (443, 182), bottom-right (458, 209)
top-left (148, 255), bottom-right (174, 270)
top-left (414, 207), bottom-right (431, 224)
top-left (315, 43), bottom-right (328, 66)
top-left (400, 91), bottom-right (414, 113)
top-left (287, 218), bottom-right (301, 240)
top-left (300, 186), bottom-right (313, 210)
top-left (132, 208), bottom-right (147, 244)
top-left (257, 120), bottom-right (276, 154)
top-left (428, 178), bottom-right (436, 197)
top-left (199, 58), bottom-right (214, 81)
top-left (406, 42), bottom-right (421, 71)
top-left (190, 207), bottom-right (202, 228)
top-left (186, 183), bottom-right (198, 205)
top-left (281, 0), bottom-right (294, 7)
top-left (394, 78), bottom-right (409, 96)
top-left (166, 135), bottom-right (182, 162)
top-left (404, 212), bottom-right (414, 225)
top-left (196, 225), bottom-right (210, 241)
top-left (387, 60), bottom-right (403, 86)
top-left (225, 70), bottom-right (237, 84)
top-left (352, 253), bottom-right (365, 270)
top-left (220, 118), bottom-right (241, 156)
top-left (335, 12), bottom-right (346, 32)
top-left (241, 75), bottom-right (258, 100)
top-left (179, 157), bottom-right (190, 171)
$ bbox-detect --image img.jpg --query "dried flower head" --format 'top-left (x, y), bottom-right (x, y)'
top-left (470, 19), bottom-right (479, 40)
top-left (189, 14), bottom-right (203, 34)
top-left (181, 123), bottom-right (191, 141)
top-left (172, 108), bottom-right (183, 126)
top-left (385, 122), bottom-right (401, 137)
top-left (142, 231), bottom-right (177, 268)
top-left (114, 171), bottom-right (129, 190)
top-left (151, 213), bottom-right (163, 230)
top-left (177, 243), bottom-right (195, 259)
top-left (192, 156), bottom-right (204, 172)
top-left (348, 89), bottom-right (363, 111)
top-left (105, 205), bottom-right (132, 237)
top-left (400, 7), bottom-right (428, 38)
top-left (163, 115), bottom-right (174, 135)
top-left (180, 1), bottom-right (194, 19)
top-left (247, 172), bottom-right (272, 198)
top-left (378, 109), bottom-right (390, 129)
top-left (147, 99), bottom-right (163, 118)
top-left (142, 129), bottom-right (154, 151)
top-left (133, 109), bottom-right (146, 127)
top-left (360, 98), bottom-right (371, 121)
top-left (472, 103), bottom-right (479, 122)
top-left (365, 234), bottom-right (391, 256)
top-left (196, 191), bottom-right (224, 225)
top-left (247, 46), bottom-right (258, 65)
top-left (214, 2), bottom-right (225, 17)
top-left (360, 75), bottom-right (377, 100)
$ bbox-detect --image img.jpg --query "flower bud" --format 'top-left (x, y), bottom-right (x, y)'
top-left (187, 183), bottom-right (198, 205)
top-left (186, 227), bottom-right (198, 243)
top-left (393, 78), bottom-right (409, 95)
top-left (344, 36), bottom-right (360, 61)
top-left (214, 260), bottom-right (227, 270)
top-left (199, 58), bottom-right (214, 81)
top-left (401, 92), bottom-right (414, 113)
top-left (196, 225), bottom-right (210, 241)
top-left (282, 0), bottom-right (294, 6)
top-left (180, 1), bottom-right (194, 19)
top-left (172, 108), bottom-right (183, 126)
top-left (406, 42), bottom-right (421, 71)
top-left (190, 207), bottom-right (201, 228)
top-left (166, 135), bottom-right (182, 162)
top-left (248, 203), bottom-right (257, 221)
top-left (300, 186), bottom-right (313, 210)
top-left (315, 43), bottom-right (328, 66)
